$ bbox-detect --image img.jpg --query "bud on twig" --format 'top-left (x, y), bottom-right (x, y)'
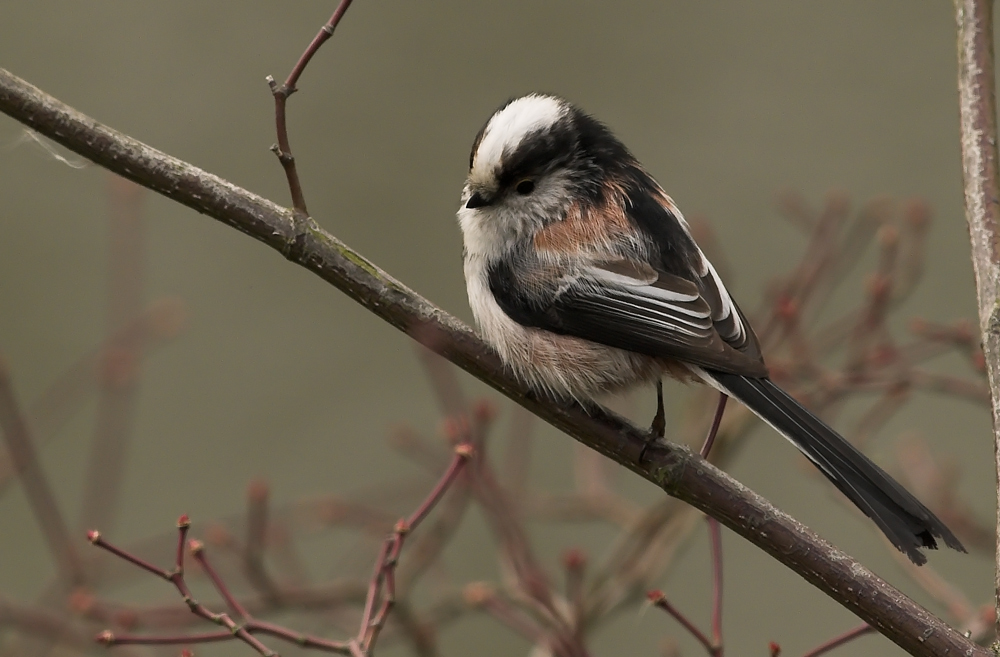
top-left (462, 581), bottom-right (495, 607)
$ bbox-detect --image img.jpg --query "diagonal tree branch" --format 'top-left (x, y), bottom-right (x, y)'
top-left (955, 0), bottom-right (1000, 644)
top-left (0, 67), bottom-right (985, 657)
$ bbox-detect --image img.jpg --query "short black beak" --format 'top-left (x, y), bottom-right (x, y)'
top-left (465, 192), bottom-right (491, 209)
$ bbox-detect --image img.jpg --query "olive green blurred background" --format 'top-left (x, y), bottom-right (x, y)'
top-left (0, 2), bottom-right (994, 655)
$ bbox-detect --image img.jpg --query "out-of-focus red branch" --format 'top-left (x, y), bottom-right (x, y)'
top-left (89, 442), bottom-right (473, 656)
top-left (463, 581), bottom-right (548, 646)
top-left (354, 442), bottom-right (472, 653)
top-left (244, 479), bottom-right (280, 602)
top-left (0, 359), bottom-right (83, 585)
top-left (768, 623), bottom-right (874, 657)
top-left (0, 597), bottom-right (94, 649)
top-left (79, 176), bottom-right (146, 536)
top-left (0, 297), bottom-right (186, 497)
top-left (646, 517), bottom-right (725, 657)
top-left (414, 349), bottom-right (591, 654)
top-left (647, 590), bottom-right (720, 657)
top-left (800, 623), bottom-right (873, 657)
top-left (90, 516), bottom-right (352, 655)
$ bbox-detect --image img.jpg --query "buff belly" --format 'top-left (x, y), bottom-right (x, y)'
top-left (465, 263), bottom-right (683, 400)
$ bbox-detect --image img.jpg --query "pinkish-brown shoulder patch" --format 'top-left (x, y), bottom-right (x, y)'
top-left (533, 192), bottom-right (631, 254)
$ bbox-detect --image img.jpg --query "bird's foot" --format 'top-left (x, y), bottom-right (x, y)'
top-left (639, 380), bottom-right (666, 462)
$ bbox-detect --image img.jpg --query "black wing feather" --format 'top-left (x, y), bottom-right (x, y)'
top-left (488, 252), bottom-right (767, 377)
top-left (549, 284), bottom-right (767, 375)
top-left (708, 372), bottom-right (965, 563)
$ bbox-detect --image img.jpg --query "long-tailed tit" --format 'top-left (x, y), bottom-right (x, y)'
top-left (456, 93), bottom-right (964, 564)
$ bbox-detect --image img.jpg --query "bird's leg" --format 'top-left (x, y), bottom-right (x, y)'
top-left (651, 379), bottom-right (666, 437)
top-left (639, 379), bottom-right (666, 462)
top-left (700, 393), bottom-right (729, 459)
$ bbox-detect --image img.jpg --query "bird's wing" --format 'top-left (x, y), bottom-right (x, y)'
top-left (488, 256), bottom-right (769, 377)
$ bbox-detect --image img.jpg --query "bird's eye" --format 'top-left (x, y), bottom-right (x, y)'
top-left (515, 179), bottom-right (535, 195)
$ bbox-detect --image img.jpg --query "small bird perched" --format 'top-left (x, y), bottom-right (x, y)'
top-left (456, 93), bottom-right (964, 564)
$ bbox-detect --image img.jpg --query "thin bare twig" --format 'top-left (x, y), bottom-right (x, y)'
top-left (355, 442), bottom-right (473, 653)
top-left (90, 517), bottom-right (353, 656)
top-left (800, 623), bottom-right (874, 657)
top-left (647, 590), bottom-right (720, 657)
top-left (266, 0), bottom-right (355, 215)
top-left (395, 461), bottom-right (473, 592)
top-left (645, 517), bottom-right (724, 657)
top-left (90, 440), bottom-right (472, 657)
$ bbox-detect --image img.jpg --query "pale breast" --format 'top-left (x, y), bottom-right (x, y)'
top-left (464, 255), bottom-right (665, 400)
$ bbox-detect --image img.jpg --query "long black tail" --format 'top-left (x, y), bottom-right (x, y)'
top-left (706, 371), bottom-right (965, 564)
